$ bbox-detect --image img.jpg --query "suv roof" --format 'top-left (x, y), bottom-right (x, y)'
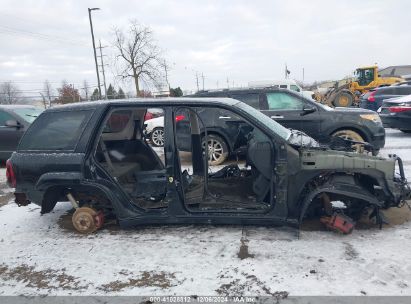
top-left (192, 87), bottom-right (285, 96)
top-left (45, 97), bottom-right (240, 112)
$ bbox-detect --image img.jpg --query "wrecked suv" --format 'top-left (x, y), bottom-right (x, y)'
top-left (6, 98), bottom-right (410, 234)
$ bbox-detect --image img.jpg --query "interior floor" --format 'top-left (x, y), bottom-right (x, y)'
top-left (183, 170), bottom-right (270, 211)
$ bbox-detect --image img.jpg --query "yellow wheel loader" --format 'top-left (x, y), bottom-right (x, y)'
top-left (319, 66), bottom-right (403, 107)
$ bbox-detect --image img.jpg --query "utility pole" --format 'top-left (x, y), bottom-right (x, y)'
top-left (88, 8), bottom-right (101, 99)
top-left (226, 77), bottom-right (229, 89)
top-left (195, 72), bottom-right (200, 92)
top-left (302, 67), bottom-right (305, 83)
top-left (70, 84), bottom-right (80, 103)
top-left (82, 80), bottom-right (89, 101)
top-left (98, 40), bottom-right (108, 99)
top-left (201, 73), bottom-right (205, 91)
top-left (164, 60), bottom-right (170, 92)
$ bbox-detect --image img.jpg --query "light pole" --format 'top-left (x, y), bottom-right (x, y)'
top-left (88, 8), bottom-right (101, 100)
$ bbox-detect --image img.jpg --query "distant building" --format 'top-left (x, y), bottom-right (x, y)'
top-left (152, 83), bottom-right (170, 97)
top-left (378, 65), bottom-right (411, 78)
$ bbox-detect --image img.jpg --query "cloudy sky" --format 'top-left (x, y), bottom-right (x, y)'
top-left (1, 0), bottom-right (410, 98)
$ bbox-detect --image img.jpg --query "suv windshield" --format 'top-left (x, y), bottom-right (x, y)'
top-left (235, 101), bottom-right (291, 140)
top-left (11, 108), bottom-right (43, 123)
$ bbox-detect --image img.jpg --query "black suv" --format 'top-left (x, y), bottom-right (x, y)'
top-left (190, 88), bottom-right (385, 159)
top-left (6, 98), bottom-right (409, 234)
top-left (359, 84), bottom-right (411, 112)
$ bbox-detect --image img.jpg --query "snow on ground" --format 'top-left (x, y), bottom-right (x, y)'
top-left (0, 202), bottom-right (411, 296)
top-left (0, 129), bottom-right (410, 296)
top-left (0, 168), bottom-right (6, 184)
top-left (0, 168), bottom-right (13, 197)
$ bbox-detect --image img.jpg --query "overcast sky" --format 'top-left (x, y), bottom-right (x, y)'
top-left (1, 0), bottom-right (410, 98)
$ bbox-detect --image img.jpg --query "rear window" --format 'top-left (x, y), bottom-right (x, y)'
top-left (18, 110), bottom-right (93, 151)
top-left (377, 87), bottom-right (395, 95)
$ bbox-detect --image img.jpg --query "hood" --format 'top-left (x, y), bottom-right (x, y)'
top-left (332, 107), bottom-right (375, 114)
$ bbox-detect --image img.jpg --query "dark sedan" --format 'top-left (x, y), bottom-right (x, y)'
top-left (379, 95), bottom-right (411, 132)
top-left (360, 84), bottom-right (411, 112)
top-left (0, 105), bottom-right (43, 161)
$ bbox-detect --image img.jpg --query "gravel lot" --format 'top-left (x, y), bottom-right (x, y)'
top-left (0, 129), bottom-right (410, 296)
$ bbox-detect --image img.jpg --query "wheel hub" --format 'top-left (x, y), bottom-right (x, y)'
top-left (72, 207), bottom-right (104, 234)
top-left (339, 96), bottom-right (349, 107)
top-left (205, 140), bottom-right (222, 162)
top-left (152, 129), bottom-right (164, 146)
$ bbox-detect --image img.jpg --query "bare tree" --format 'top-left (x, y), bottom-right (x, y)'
top-left (113, 21), bottom-right (164, 96)
top-left (0, 81), bottom-right (20, 104)
top-left (43, 80), bottom-right (53, 107)
top-left (82, 80), bottom-right (90, 101)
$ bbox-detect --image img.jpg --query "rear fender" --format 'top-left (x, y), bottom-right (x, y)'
top-left (36, 173), bottom-right (121, 217)
top-left (35, 172), bottom-right (82, 191)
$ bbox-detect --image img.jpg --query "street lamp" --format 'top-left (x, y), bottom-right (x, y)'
top-left (88, 7), bottom-right (102, 100)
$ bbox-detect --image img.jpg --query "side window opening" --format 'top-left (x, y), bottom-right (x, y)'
top-left (18, 110), bottom-right (92, 151)
top-left (175, 106), bottom-right (274, 212)
top-left (94, 107), bottom-right (167, 210)
top-left (266, 92), bottom-right (303, 110)
top-left (290, 85), bottom-right (301, 92)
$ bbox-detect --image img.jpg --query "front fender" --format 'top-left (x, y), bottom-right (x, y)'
top-left (298, 175), bottom-right (382, 225)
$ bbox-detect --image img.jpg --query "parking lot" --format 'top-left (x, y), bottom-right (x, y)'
top-left (0, 129), bottom-right (410, 296)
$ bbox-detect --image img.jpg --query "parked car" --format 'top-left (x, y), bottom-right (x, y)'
top-left (145, 115), bottom-right (165, 147)
top-left (0, 105), bottom-right (43, 161)
top-left (6, 98), bottom-right (410, 234)
top-left (359, 84), bottom-right (411, 112)
top-left (190, 88), bottom-right (386, 159)
top-left (379, 94), bottom-right (411, 132)
top-left (144, 108), bottom-right (164, 121)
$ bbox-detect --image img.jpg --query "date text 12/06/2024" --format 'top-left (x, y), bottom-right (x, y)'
top-left (149, 296), bottom-right (259, 303)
